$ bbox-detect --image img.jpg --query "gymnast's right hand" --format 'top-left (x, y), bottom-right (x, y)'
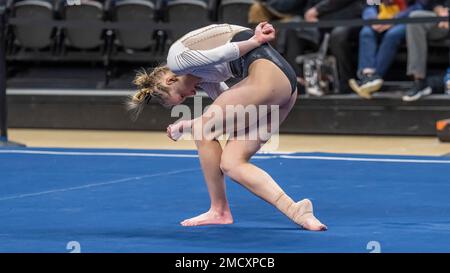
top-left (167, 120), bottom-right (191, 141)
top-left (254, 22), bottom-right (276, 45)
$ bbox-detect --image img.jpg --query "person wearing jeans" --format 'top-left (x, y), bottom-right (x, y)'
top-left (349, 0), bottom-right (428, 99)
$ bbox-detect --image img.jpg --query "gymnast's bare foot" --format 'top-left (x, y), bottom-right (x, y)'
top-left (181, 209), bottom-right (234, 226)
top-left (295, 199), bottom-right (327, 231)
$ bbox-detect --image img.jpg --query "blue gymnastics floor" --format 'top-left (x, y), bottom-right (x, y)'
top-left (0, 147), bottom-right (449, 253)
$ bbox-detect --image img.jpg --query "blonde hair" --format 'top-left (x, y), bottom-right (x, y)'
top-left (126, 65), bottom-right (171, 120)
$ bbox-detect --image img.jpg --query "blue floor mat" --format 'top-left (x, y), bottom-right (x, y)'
top-left (0, 147), bottom-right (449, 253)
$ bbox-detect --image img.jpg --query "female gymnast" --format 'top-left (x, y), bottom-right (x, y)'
top-left (128, 22), bottom-right (327, 231)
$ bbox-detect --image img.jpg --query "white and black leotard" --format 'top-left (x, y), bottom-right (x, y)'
top-left (167, 24), bottom-right (297, 99)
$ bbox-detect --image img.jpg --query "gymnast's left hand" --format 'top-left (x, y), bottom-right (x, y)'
top-left (167, 120), bottom-right (191, 141)
top-left (254, 22), bottom-right (276, 45)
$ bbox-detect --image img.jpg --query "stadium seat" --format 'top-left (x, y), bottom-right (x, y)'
top-left (112, 0), bottom-right (156, 50)
top-left (10, 0), bottom-right (55, 49)
top-left (217, 0), bottom-right (253, 27)
top-left (60, 0), bottom-right (105, 49)
top-left (165, 0), bottom-right (210, 41)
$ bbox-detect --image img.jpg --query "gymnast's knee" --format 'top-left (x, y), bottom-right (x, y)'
top-left (219, 154), bottom-right (243, 178)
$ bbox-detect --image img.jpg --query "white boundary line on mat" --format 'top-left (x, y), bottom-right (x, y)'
top-left (278, 155), bottom-right (450, 164)
top-left (0, 149), bottom-right (277, 159)
top-left (1, 149), bottom-right (450, 164)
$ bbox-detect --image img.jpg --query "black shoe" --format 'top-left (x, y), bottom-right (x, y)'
top-left (402, 80), bottom-right (432, 102)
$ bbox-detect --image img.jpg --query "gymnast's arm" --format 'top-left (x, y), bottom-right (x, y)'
top-left (166, 82), bottom-right (229, 141)
top-left (167, 22), bottom-right (276, 75)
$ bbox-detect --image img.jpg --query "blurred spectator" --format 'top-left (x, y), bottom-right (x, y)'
top-left (249, 0), bottom-right (314, 80)
top-left (445, 67), bottom-right (450, 95)
top-left (403, 0), bottom-right (449, 101)
top-left (303, 0), bottom-right (365, 94)
top-left (349, 0), bottom-right (428, 99)
top-left (283, 0), bottom-right (364, 91)
top-left (248, 0), bottom-right (305, 23)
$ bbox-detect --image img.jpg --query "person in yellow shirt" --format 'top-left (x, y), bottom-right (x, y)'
top-left (349, 0), bottom-right (427, 99)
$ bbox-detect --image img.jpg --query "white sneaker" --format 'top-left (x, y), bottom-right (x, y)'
top-left (306, 86), bottom-right (324, 97)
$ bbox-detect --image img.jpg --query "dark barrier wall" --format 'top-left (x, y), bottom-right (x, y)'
top-left (7, 93), bottom-right (450, 136)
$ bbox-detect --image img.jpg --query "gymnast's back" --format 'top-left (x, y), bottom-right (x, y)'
top-left (166, 24), bottom-right (250, 78)
top-left (177, 24), bottom-right (249, 51)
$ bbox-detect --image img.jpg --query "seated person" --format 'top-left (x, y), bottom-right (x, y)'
top-left (403, 0), bottom-right (449, 101)
top-left (303, 0), bottom-right (364, 94)
top-left (349, 0), bottom-right (427, 99)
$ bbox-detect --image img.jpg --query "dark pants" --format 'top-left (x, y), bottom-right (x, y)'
top-left (329, 26), bottom-right (361, 93)
top-left (282, 18), bottom-right (320, 76)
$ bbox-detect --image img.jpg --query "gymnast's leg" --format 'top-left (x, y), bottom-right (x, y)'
top-left (183, 59), bottom-right (326, 230)
top-left (180, 138), bottom-right (234, 226)
top-left (220, 93), bottom-right (327, 231)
